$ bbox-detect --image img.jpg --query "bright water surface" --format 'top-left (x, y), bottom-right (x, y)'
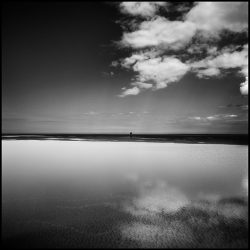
top-left (2, 140), bottom-right (248, 248)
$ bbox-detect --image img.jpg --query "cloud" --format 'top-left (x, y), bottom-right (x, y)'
top-left (189, 113), bottom-right (239, 122)
top-left (121, 56), bottom-right (190, 92)
top-left (131, 81), bottom-right (153, 89)
top-left (115, 2), bottom-right (248, 97)
top-left (186, 2), bottom-right (248, 35)
top-left (121, 53), bottom-right (150, 68)
top-left (119, 2), bottom-right (167, 18)
top-left (102, 71), bottom-right (114, 77)
top-left (206, 116), bottom-right (220, 121)
top-left (119, 86), bottom-right (140, 97)
top-left (224, 114), bottom-right (238, 118)
top-left (121, 16), bottom-right (197, 49)
top-left (192, 116), bottom-right (202, 121)
top-left (120, 2), bottom-right (248, 50)
top-left (207, 114), bottom-right (238, 120)
top-left (219, 104), bottom-right (248, 110)
top-left (190, 44), bottom-right (248, 79)
top-left (240, 104), bottom-right (248, 110)
top-left (82, 111), bottom-right (99, 116)
top-left (195, 68), bottom-right (221, 78)
top-left (240, 76), bottom-right (248, 95)
top-left (111, 61), bottom-right (119, 67)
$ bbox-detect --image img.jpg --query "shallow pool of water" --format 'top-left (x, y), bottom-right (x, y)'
top-left (2, 140), bottom-right (248, 248)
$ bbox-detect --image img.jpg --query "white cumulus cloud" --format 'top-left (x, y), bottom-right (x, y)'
top-left (186, 2), bottom-right (248, 35)
top-left (119, 86), bottom-right (140, 97)
top-left (121, 16), bottom-right (197, 50)
top-left (115, 2), bottom-right (248, 97)
top-left (133, 57), bottom-right (190, 89)
top-left (119, 2), bottom-right (167, 18)
top-left (240, 76), bottom-right (248, 95)
top-left (190, 44), bottom-right (248, 93)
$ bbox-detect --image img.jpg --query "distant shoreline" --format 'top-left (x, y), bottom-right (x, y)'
top-left (2, 134), bottom-right (248, 145)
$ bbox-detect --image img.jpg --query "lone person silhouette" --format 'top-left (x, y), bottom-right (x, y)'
top-left (130, 132), bottom-right (133, 138)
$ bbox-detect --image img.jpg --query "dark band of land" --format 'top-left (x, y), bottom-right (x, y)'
top-left (2, 134), bottom-right (248, 145)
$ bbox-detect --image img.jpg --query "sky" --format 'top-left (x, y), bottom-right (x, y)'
top-left (2, 1), bottom-right (248, 134)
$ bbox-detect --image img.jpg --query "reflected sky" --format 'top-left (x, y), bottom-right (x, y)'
top-left (3, 140), bottom-right (247, 199)
top-left (2, 140), bottom-right (248, 248)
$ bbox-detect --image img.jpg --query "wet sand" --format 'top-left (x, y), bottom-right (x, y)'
top-left (2, 140), bottom-right (248, 248)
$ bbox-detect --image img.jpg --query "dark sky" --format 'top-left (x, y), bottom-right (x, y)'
top-left (2, 1), bottom-right (248, 133)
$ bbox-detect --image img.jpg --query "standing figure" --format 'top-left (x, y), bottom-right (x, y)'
top-left (130, 132), bottom-right (133, 138)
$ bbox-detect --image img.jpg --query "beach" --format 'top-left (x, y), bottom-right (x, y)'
top-left (2, 139), bottom-right (248, 248)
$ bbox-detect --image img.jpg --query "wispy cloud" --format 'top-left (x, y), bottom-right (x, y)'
top-left (219, 104), bottom-right (248, 110)
top-left (82, 111), bottom-right (99, 116)
top-left (240, 104), bottom-right (248, 110)
top-left (189, 113), bottom-right (239, 122)
top-left (102, 71), bottom-right (114, 78)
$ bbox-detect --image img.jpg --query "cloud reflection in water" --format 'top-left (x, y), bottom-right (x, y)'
top-left (120, 178), bottom-right (248, 248)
